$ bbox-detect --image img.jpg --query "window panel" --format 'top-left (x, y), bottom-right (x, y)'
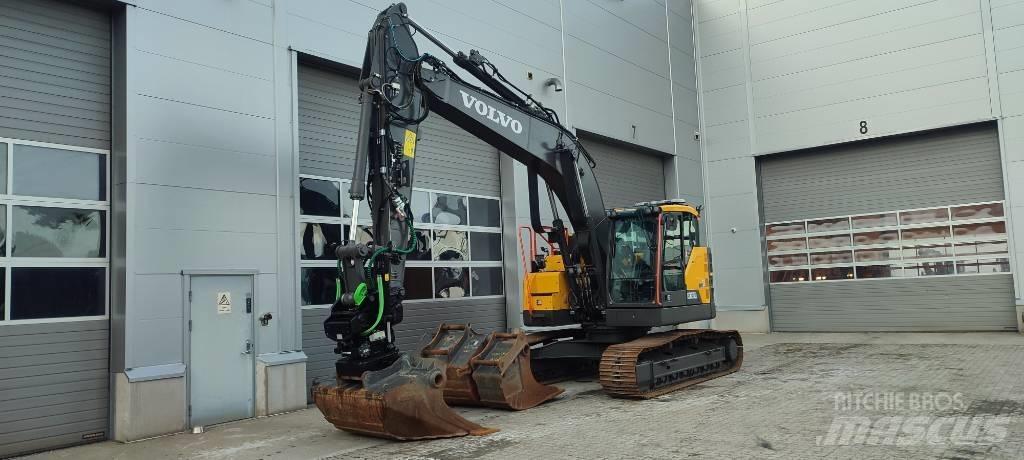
top-left (766, 222), bottom-right (804, 236)
top-left (300, 268), bottom-right (336, 306)
top-left (12, 206), bottom-right (105, 257)
top-left (0, 204), bottom-right (5, 255)
top-left (432, 193), bottom-right (468, 225)
top-left (13, 145), bottom-right (105, 201)
top-left (856, 265), bottom-right (900, 279)
top-left (768, 253), bottom-right (808, 267)
top-left (810, 251), bottom-right (853, 265)
top-left (299, 223), bottom-right (343, 260)
top-left (901, 226), bottom-right (951, 242)
top-left (956, 258), bottom-right (1011, 274)
top-left (469, 197), bottom-right (500, 228)
top-left (806, 217), bottom-right (849, 233)
top-left (11, 267), bottom-right (104, 319)
top-left (0, 268), bottom-right (4, 319)
top-left (767, 238), bottom-right (806, 252)
top-left (853, 230), bottom-right (899, 246)
top-left (354, 225), bottom-right (374, 246)
top-left (432, 230), bottom-right (468, 262)
top-left (471, 267), bottom-right (503, 296)
top-left (405, 267), bottom-right (433, 299)
top-left (955, 241), bottom-right (1008, 257)
top-left (851, 213), bottom-right (897, 229)
top-left (407, 229), bottom-right (432, 261)
top-left (412, 190), bottom-right (431, 223)
top-left (902, 244), bottom-right (952, 260)
top-left (855, 248), bottom-right (900, 262)
top-left (952, 203), bottom-right (1003, 221)
top-left (900, 208), bottom-right (949, 225)
top-left (903, 261), bottom-right (954, 277)
top-left (811, 266), bottom-right (854, 281)
top-left (434, 267), bottom-right (468, 298)
top-left (470, 232), bottom-right (501, 261)
top-left (299, 178), bottom-right (341, 217)
top-left (769, 269), bottom-right (808, 283)
top-left (953, 222), bottom-right (1006, 239)
top-left (808, 234), bottom-right (851, 249)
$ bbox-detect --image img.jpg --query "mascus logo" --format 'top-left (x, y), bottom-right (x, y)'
top-left (459, 90), bottom-right (523, 134)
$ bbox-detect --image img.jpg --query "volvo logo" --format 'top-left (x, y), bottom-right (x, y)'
top-left (459, 90), bottom-right (523, 134)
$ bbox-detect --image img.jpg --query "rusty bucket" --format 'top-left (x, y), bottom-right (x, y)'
top-left (420, 323), bottom-right (489, 406)
top-left (421, 324), bottom-right (563, 411)
top-left (312, 353), bottom-right (497, 440)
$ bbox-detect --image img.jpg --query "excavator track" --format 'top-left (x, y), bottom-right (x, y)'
top-left (599, 329), bottom-right (743, 399)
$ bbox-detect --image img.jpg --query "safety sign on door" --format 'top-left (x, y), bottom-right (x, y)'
top-left (217, 292), bottom-right (232, 314)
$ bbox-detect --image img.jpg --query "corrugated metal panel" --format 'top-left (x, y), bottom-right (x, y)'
top-left (297, 64), bottom-right (505, 398)
top-left (759, 123), bottom-right (1013, 331)
top-left (0, 320), bottom-right (110, 458)
top-left (302, 297), bottom-right (506, 401)
top-left (581, 137), bottom-right (666, 208)
top-left (760, 123), bottom-right (1003, 223)
top-left (769, 275), bottom-right (1017, 332)
top-left (0, 0), bottom-right (111, 149)
top-left (296, 64), bottom-right (500, 196)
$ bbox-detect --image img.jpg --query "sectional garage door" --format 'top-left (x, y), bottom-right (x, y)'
top-left (581, 136), bottom-right (667, 208)
top-left (297, 63), bottom-right (507, 397)
top-left (0, 0), bottom-right (112, 457)
top-left (759, 123), bottom-right (1016, 331)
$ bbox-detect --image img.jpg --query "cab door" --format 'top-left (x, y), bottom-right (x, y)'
top-left (658, 212), bottom-right (703, 306)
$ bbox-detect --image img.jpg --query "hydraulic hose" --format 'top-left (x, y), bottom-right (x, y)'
top-left (362, 275), bottom-right (385, 336)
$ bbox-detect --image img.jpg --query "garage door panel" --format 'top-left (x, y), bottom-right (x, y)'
top-left (582, 137), bottom-right (667, 208)
top-left (760, 122), bottom-right (1013, 331)
top-left (760, 123), bottom-right (1003, 222)
top-left (298, 63), bottom-right (506, 400)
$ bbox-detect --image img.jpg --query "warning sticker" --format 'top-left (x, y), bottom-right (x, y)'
top-left (403, 129), bottom-right (417, 158)
top-left (216, 292), bottom-right (232, 314)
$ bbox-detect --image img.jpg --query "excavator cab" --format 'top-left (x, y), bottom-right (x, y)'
top-left (525, 200), bottom-right (714, 328)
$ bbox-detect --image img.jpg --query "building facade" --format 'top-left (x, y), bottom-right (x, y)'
top-left (0, 0), bottom-right (699, 456)
top-left (4, 0), bottom-right (1024, 457)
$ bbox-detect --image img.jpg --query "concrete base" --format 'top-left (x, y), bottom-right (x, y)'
top-left (1016, 304), bottom-right (1024, 333)
top-left (255, 356), bottom-right (307, 417)
top-left (710, 309), bottom-right (770, 333)
top-left (112, 373), bottom-right (186, 442)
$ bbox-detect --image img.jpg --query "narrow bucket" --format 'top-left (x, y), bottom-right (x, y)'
top-left (312, 354), bottom-right (497, 440)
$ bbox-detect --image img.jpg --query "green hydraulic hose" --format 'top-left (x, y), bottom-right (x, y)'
top-left (362, 275), bottom-right (385, 336)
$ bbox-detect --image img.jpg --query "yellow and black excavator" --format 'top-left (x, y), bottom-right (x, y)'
top-left (311, 3), bottom-right (743, 440)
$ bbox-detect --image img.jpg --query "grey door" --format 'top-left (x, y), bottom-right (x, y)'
top-left (759, 123), bottom-right (1016, 331)
top-left (581, 136), bottom-right (667, 208)
top-left (188, 275), bottom-right (255, 426)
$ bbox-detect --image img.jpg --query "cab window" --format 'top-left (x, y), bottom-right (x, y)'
top-left (662, 213), bottom-right (699, 293)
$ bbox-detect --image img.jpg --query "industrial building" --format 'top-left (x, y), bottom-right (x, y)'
top-left (0, 0), bottom-right (1021, 457)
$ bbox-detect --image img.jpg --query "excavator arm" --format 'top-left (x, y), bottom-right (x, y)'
top-left (323, 3), bottom-right (608, 377)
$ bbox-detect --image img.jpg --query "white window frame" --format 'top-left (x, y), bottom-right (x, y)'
top-left (0, 138), bottom-right (110, 325)
top-left (298, 174), bottom-right (504, 309)
top-left (765, 201), bottom-right (1010, 284)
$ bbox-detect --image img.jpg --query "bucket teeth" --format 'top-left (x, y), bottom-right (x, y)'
top-left (421, 324), bottom-right (563, 411)
top-left (312, 354), bottom-right (497, 440)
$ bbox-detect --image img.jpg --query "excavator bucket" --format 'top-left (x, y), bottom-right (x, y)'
top-left (312, 353), bottom-right (497, 440)
top-left (421, 324), bottom-right (563, 410)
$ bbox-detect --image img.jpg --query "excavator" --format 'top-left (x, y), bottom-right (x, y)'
top-left (311, 3), bottom-right (743, 440)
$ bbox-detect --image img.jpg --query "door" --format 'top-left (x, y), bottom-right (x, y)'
top-left (580, 136), bottom-right (666, 208)
top-left (188, 275), bottom-right (255, 426)
top-left (759, 123), bottom-right (1015, 331)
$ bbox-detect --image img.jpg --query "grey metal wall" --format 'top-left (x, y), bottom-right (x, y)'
top-left (760, 124), bottom-right (1014, 331)
top-left (0, 0), bottom-right (111, 149)
top-left (769, 275), bottom-right (1017, 332)
top-left (0, 1), bottom-right (111, 456)
top-left (583, 137), bottom-right (667, 208)
top-left (0, 320), bottom-right (110, 457)
top-left (760, 124), bottom-right (1004, 222)
top-left (297, 64), bottom-right (505, 396)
